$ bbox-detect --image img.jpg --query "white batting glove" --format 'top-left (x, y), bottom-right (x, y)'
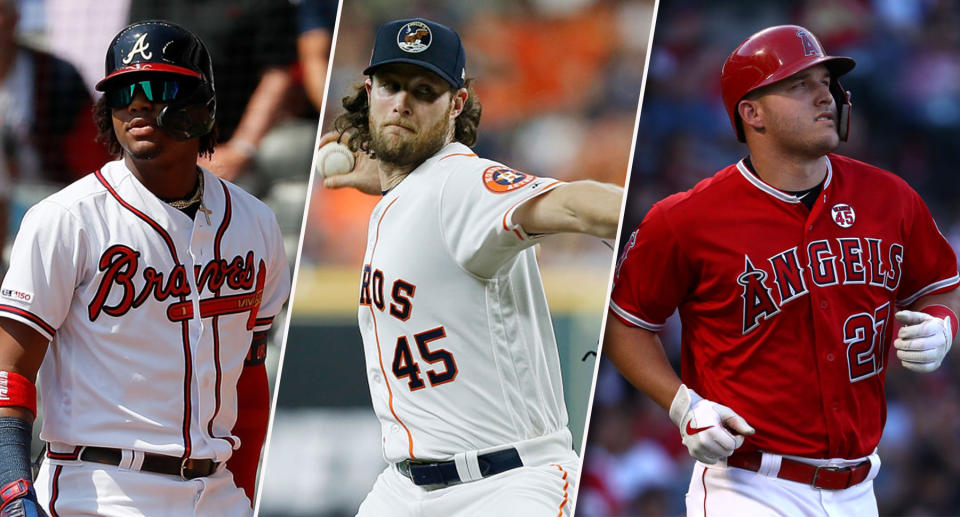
top-left (668, 384), bottom-right (755, 464)
top-left (894, 310), bottom-right (953, 373)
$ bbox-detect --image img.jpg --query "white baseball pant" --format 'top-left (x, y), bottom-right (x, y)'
top-left (685, 451), bottom-right (880, 517)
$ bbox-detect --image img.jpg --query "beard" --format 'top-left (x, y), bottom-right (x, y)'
top-left (369, 105), bottom-right (452, 168)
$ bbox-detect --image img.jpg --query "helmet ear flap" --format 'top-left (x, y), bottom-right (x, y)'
top-left (157, 84), bottom-right (216, 140)
top-left (831, 80), bottom-right (852, 141)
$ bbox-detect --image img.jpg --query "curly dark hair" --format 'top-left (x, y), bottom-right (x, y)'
top-left (334, 78), bottom-right (481, 154)
top-left (93, 95), bottom-right (218, 158)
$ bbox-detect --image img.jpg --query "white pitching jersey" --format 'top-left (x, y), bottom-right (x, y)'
top-left (359, 142), bottom-right (572, 463)
top-left (0, 160), bottom-right (290, 462)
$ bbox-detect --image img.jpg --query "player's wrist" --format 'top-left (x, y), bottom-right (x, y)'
top-left (919, 304), bottom-right (958, 341)
top-left (0, 478), bottom-right (38, 511)
top-left (668, 384), bottom-right (702, 427)
top-left (0, 417), bottom-right (36, 506)
top-left (0, 372), bottom-right (36, 418)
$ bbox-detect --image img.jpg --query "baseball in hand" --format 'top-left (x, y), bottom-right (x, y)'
top-left (315, 142), bottom-right (355, 177)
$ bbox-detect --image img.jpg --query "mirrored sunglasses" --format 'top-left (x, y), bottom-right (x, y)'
top-left (105, 78), bottom-right (190, 108)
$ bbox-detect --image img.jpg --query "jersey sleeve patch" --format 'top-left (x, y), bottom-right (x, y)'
top-left (483, 166), bottom-right (537, 193)
top-left (0, 288), bottom-right (34, 304)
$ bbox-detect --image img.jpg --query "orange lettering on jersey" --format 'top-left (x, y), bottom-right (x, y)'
top-left (360, 265), bottom-right (372, 306)
top-left (389, 280), bottom-right (416, 321)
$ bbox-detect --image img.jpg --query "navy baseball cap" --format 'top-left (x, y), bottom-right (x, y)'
top-left (363, 18), bottom-right (466, 89)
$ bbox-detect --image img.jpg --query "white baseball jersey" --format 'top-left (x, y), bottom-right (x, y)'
top-left (0, 159), bottom-right (290, 463)
top-left (358, 141), bottom-right (573, 463)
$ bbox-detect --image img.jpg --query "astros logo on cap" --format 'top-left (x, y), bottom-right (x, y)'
top-left (397, 21), bottom-right (432, 53)
top-left (484, 166), bottom-right (537, 193)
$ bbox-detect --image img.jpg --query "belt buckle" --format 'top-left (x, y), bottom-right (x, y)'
top-left (396, 461), bottom-right (411, 479)
top-left (180, 458), bottom-right (194, 480)
top-left (811, 464), bottom-right (844, 489)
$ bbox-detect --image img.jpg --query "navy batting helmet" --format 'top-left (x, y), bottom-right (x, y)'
top-left (97, 20), bottom-right (216, 141)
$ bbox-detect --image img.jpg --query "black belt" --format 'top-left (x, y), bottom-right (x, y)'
top-left (396, 448), bottom-right (523, 487)
top-left (77, 446), bottom-right (219, 480)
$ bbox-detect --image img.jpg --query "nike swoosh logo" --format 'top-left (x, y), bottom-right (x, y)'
top-left (686, 421), bottom-right (714, 435)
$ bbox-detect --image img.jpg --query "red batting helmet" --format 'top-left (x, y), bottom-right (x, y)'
top-left (721, 25), bottom-right (856, 142)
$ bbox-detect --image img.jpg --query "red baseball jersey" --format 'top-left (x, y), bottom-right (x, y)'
top-left (610, 154), bottom-right (959, 459)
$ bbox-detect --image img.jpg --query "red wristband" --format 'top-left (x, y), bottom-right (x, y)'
top-left (0, 371), bottom-right (37, 417)
top-left (0, 478), bottom-right (34, 509)
top-left (920, 304), bottom-right (959, 338)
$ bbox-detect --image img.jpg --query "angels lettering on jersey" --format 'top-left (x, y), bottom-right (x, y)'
top-left (88, 246), bottom-right (267, 330)
top-left (738, 237), bottom-right (902, 334)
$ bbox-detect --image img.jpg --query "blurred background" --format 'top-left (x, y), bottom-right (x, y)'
top-left (579, 1), bottom-right (960, 516)
top-left (258, 0), bottom-right (654, 515)
top-left (0, 0), bottom-right (335, 496)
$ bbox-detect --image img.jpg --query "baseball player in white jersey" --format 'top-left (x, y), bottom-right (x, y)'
top-left (0, 21), bottom-right (290, 516)
top-left (316, 18), bottom-right (623, 516)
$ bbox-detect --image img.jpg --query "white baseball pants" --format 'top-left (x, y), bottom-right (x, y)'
top-left (685, 452), bottom-right (880, 516)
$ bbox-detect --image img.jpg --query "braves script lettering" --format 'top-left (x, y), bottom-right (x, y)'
top-left (89, 245), bottom-right (263, 322)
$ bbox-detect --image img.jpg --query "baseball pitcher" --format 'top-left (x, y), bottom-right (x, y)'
top-left (318, 17), bottom-right (623, 517)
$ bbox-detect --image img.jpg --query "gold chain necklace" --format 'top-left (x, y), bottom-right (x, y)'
top-left (166, 170), bottom-right (204, 209)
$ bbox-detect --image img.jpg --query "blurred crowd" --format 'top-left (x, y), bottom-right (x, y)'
top-left (581, 0), bottom-right (960, 516)
top-left (300, 0), bottom-right (653, 270)
top-left (0, 0), bottom-right (338, 274)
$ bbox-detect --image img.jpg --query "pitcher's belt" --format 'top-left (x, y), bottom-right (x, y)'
top-left (396, 448), bottom-right (523, 487)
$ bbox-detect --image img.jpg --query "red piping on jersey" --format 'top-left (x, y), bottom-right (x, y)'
top-left (48, 464), bottom-right (62, 517)
top-left (500, 180), bottom-right (563, 241)
top-left (206, 179), bottom-right (236, 448)
top-left (95, 169), bottom-right (194, 462)
top-left (553, 464), bottom-right (570, 517)
top-left (367, 197), bottom-right (417, 459)
top-left (45, 446), bottom-right (81, 461)
top-left (0, 305), bottom-right (55, 338)
top-left (440, 152), bottom-right (478, 160)
top-left (254, 316), bottom-right (273, 327)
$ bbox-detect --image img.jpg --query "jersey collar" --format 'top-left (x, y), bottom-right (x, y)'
top-left (736, 156), bottom-right (833, 204)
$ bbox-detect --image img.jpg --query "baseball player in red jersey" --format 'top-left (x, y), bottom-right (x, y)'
top-left (604, 25), bottom-right (960, 516)
top-left (0, 21), bottom-right (290, 516)
top-left (317, 17), bottom-right (622, 517)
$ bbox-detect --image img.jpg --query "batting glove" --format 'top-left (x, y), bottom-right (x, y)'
top-left (0, 479), bottom-right (47, 517)
top-left (0, 498), bottom-right (47, 517)
top-left (669, 384), bottom-right (755, 464)
top-left (894, 310), bottom-right (953, 373)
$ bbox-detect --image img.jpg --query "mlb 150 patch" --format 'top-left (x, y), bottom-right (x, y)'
top-left (483, 166), bottom-right (536, 193)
